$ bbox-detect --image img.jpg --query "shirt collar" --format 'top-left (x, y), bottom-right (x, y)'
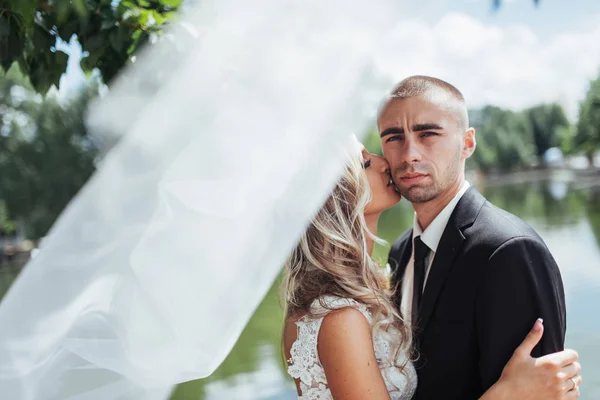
top-left (412, 180), bottom-right (471, 253)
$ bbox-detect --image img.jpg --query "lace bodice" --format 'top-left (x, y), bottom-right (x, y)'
top-left (286, 296), bottom-right (417, 400)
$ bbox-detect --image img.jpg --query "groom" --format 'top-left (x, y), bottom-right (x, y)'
top-left (379, 76), bottom-right (566, 399)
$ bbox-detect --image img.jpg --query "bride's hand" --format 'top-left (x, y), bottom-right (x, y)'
top-left (493, 319), bottom-right (582, 399)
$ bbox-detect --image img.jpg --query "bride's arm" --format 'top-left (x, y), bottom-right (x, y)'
top-left (319, 307), bottom-right (391, 400)
top-left (479, 319), bottom-right (582, 400)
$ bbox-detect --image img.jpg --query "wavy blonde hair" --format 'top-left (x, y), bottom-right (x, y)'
top-left (281, 140), bottom-right (413, 375)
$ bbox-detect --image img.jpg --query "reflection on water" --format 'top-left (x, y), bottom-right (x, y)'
top-left (1, 178), bottom-right (599, 399)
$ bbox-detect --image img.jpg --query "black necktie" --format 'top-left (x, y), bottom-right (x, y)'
top-left (412, 236), bottom-right (430, 326)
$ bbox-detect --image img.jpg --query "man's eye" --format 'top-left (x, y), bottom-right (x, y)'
top-left (363, 159), bottom-right (371, 169)
top-left (420, 132), bottom-right (437, 138)
top-left (386, 135), bottom-right (401, 143)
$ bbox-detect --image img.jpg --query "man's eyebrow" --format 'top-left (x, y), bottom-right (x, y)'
top-left (413, 123), bottom-right (444, 131)
top-left (380, 123), bottom-right (444, 137)
top-left (380, 127), bottom-right (404, 137)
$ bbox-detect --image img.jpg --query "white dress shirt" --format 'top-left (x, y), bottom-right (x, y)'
top-left (399, 181), bottom-right (471, 323)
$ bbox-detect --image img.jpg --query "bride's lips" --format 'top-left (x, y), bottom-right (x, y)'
top-left (399, 173), bottom-right (427, 184)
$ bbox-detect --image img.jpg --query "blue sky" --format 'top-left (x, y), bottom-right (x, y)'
top-left (58, 0), bottom-right (600, 119)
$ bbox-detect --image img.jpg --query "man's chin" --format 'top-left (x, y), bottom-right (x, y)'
top-left (400, 186), bottom-right (438, 204)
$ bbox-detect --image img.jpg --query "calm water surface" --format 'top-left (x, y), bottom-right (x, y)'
top-left (1, 178), bottom-right (599, 399)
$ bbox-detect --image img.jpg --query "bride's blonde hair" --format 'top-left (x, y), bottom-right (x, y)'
top-left (281, 139), bottom-right (413, 373)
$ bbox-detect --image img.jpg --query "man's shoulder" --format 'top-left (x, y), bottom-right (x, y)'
top-left (471, 199), bottom-right (545, 247)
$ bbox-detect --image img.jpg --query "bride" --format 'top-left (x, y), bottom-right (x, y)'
top-left (281, 142), bottom-right (582, 399)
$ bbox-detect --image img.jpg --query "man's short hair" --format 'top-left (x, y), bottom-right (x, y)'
top-left (380, 75), bottom-right (469, 131)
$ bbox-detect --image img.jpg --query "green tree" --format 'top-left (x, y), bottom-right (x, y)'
top-left (0, 200), bottom-right (16, 234)
top-left (469, 106), bottom-right (534, 172)
top-left (524, 103), bottom-right (570, 164)
top-left (0, 0), bottom-right (183, 93)
top-left (0, 68), bottom-right (99, 238)
top-left (575, 73), bottom-right (600, 166)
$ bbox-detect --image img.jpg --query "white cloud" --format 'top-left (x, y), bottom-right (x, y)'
top-left (374, 12), bottom-right (600, 120)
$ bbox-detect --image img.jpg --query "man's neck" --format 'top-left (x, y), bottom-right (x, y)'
top-left (365, 213), bottom-right (380, 257)
top-left (413, 177), bottom-right (464, 231)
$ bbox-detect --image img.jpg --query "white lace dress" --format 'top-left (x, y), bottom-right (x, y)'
top-left (286, 296), bottom-right (417, 400)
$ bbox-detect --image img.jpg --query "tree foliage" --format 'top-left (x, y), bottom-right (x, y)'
top-left (0, 199), bottom-right (15, 234)
top-left (0, 0), bottom-right (183, 93)
top-left (469, 106), bottom-right (535, 172)
top-left (575, 72), bottom-right (600, 165)
top-left (524, 103), bottom-right (569, 163)
top-left (0, 68), bottom-right (99, 238)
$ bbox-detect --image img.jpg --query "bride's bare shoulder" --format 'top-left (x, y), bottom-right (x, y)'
top-left (283, 299), bottom-right (371, 358)
top-left (318, 307), bottom-right (372, 356)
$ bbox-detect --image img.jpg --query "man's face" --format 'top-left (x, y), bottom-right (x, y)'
top-left (378, 96), bottom-right (474, 204)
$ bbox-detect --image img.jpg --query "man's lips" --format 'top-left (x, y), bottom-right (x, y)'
top-left (399, 173), bottom-right (427, 183)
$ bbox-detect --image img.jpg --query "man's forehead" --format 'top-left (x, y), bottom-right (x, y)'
top-left (378, 95), bottom-right (463, 128)
top-left (380, 97), bottom-right (452, 121)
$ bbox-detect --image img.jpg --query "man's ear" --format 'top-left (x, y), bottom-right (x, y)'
top-left (463, 128), bottom-right (476, 159)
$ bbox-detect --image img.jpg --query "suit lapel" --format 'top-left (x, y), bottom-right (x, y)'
top-left (417, 186), bottom-right (486, 332)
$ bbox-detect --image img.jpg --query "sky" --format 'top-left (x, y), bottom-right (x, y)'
top-left (58, 0), bottom-right (600, 120)
top-left (373, 0), bottom-right (600, 120)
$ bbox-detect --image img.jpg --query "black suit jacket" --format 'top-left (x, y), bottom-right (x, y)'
top-left (388, 187), bottom-right (566, 400)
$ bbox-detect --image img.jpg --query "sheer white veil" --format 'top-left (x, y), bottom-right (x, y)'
top-left (0, 0), bottom-right (399, 398)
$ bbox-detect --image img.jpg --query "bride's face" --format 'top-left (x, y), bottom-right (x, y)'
top-left (362, 149), bottom-right (402, 216)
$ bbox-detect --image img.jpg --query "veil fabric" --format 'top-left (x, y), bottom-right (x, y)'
top-left (0, 0), bottom-right (399, 398)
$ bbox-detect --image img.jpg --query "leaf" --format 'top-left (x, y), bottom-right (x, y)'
top-left (0, 15), bottom-right (26, 71)
top-left (71, 0), bottom-right (89, 18)
top-left (127, 29), bottom-right (142, 54)
top-left (58, 19), bottom-right (81, 40)
top-left (0, 17), bottom-right (10, 37)
top-left (160, 0), bottom-right (184, 7)
top-left (27, 46), bottom-right (69, 94)
top-left (56, 0), bottom-right (72, 25)
top-left (100, 19), bottom-right (115, 31)
top-left (137, 8), bottom-right (151, 25)
top-left (6, 0), bottom-right (36, 33)
top-left (150, 10), bottom-right (165, 26)
top-left (121, 1), bottom-right (137, 9)
top-left (80, 45), bottom-right (103, 73)
top-left (163, 11), bottom-right (178, 21)
top-left (108, 27), bottom-right (125, 52)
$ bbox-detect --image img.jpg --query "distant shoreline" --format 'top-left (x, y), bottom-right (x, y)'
top-left (469, 167), bottom-right (600, 190)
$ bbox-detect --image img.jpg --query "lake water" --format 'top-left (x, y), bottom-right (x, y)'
top-left (1, 176), bottom-right (599, 399)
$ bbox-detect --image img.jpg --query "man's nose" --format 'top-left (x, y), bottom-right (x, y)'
top-left (403, 138), bottom-right (422, 163)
